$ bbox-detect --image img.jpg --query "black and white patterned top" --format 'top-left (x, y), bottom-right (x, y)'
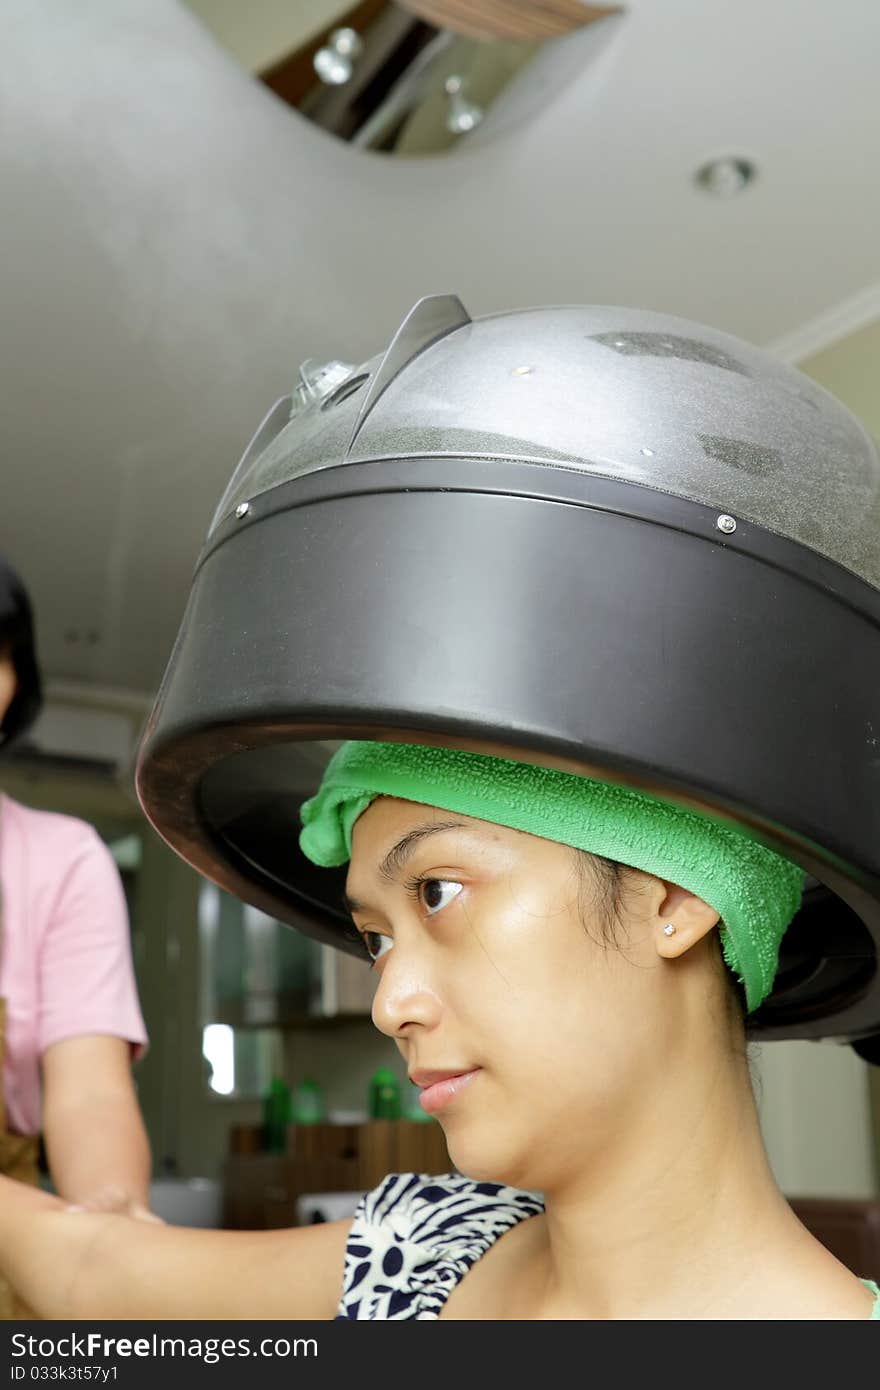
top-left (335, 1171), bottom-right (880, 1320)
top-left (335, 1171), bottom-right (545, 1320)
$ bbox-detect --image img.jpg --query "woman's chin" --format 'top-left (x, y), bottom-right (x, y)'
top-left (443, 1132), bottom-right (532, 1190)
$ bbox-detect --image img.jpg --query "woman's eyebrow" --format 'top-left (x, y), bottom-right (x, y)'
top-left (378, 820), bottom-right (467, 883)
top-left (344, 820), bottom-right (467, 914)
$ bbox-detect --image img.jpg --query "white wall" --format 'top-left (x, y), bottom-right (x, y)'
top-left (753, 1039), bottom-right (878, 1198)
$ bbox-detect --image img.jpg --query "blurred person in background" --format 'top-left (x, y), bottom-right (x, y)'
top-left (0, 554), bottom-right (153, 1316)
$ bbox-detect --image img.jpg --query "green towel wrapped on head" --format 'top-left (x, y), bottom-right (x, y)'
top-left (299, 740), bottom-right (805, 1012)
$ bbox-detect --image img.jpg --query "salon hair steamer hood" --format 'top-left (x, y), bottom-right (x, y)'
top-left (136, 296), bottom-right (880, 1060)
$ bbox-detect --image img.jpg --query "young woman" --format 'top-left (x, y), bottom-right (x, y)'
top-left (0, 737), bottom-right (877, 1318)
top-left (5, 297), bottom-right (878, 1320)
top-left (0, 556), bottom-right (154, 1317)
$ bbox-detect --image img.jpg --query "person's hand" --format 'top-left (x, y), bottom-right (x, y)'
top-left (63, 1185), bottom-right (164, 1224)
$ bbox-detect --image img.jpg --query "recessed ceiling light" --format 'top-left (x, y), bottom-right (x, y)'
top-left (694, 157), bottom-right (757, 197)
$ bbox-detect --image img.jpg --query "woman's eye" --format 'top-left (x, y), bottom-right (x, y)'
top-left (419, 879), bottom-right (463, 915)
top-left (364, 930), bottom-right (391, 963)
top-left (357, 880), bottom-right (463, 961)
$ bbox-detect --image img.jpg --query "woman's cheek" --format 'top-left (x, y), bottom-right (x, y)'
top-left (481, 883), bottom-right (582, 967)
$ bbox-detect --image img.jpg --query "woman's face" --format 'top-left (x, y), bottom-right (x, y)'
top-left (0, 648), bottom-right (18, 727)
top-left (347, 796), bottom-right (701, 1193)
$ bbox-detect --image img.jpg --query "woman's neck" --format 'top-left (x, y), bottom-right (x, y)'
top-left (521, 1050), bottom-right (862, 1319)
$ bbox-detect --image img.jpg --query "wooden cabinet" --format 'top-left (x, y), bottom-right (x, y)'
top-left (222, 1119), bottom-right (454, 1229)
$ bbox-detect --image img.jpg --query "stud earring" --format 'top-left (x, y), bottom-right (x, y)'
top-left (663, 924), bottom-right (676, 936)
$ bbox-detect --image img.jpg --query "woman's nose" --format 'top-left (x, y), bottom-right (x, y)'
top-left (371, 952), bottom-right (443, 1039)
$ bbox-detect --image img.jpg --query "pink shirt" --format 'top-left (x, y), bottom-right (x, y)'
top-left (0, 793), bottom-right (148, 1135)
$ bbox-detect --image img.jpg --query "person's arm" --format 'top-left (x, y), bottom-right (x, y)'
top-left (41, 1035), bottom-right (152, 1216)
top-left (36, 822), bottom-right (152, 1211)
top-left (0, 1175), bottom-right (351, 1320)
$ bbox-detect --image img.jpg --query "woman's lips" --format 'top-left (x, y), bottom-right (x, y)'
top-left (416, 1068), bottom-right (481, 1115)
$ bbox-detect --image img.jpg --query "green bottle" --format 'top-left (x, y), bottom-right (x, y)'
top-left (368, 1066), bottom-right (402, 1120)
top-left (262, 1076), bottom-right (292, 1152)
top-left (291, 1076), bottom-right (325, 1125)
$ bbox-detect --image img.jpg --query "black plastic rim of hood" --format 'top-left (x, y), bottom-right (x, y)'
top-left (136, 456), bottom-right (880, 1048)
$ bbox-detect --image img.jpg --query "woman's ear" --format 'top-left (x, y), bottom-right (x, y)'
top-left (653, 880), bottom-right (720, 959)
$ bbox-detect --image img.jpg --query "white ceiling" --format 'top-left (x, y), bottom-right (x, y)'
top-left (2, 0), bottom-right (879, 701)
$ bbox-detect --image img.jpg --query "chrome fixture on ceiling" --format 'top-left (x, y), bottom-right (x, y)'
top-left (312, 26), bottom-right (365, 86)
